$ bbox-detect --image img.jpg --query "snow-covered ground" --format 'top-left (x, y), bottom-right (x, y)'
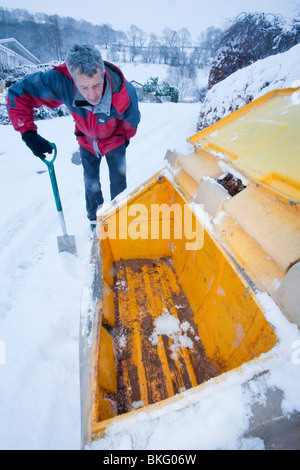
top-left (0, 45), bottom-right (300, 450)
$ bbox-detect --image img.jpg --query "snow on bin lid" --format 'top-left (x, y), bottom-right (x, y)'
top-left (189, 88), bottom-right (300, 203)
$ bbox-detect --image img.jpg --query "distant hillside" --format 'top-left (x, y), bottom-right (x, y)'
top-left (0, 7), bottom-right (125, 62)
top-left (1, 7), bottom-right (299, 90)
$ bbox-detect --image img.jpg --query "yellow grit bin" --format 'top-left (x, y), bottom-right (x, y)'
top-left (80, 88), bottom-right (300, 446)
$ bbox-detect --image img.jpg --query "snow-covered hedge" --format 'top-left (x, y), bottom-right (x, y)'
top-left (197, 43), bottom-right (300, 131)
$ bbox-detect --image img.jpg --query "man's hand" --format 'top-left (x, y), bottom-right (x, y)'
top-left (22, 130), bottom-right (53, 159)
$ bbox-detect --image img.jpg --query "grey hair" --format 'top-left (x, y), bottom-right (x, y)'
top-left (66, 45), bottom-right (105, 78)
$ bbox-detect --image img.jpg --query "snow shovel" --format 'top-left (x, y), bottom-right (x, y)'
top-left (41, 143), bottom-right (77, 256)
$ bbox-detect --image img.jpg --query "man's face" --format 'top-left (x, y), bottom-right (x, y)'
top-left (73, 68), bottom-right (104, 106)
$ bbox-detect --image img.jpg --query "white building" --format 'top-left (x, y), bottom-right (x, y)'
top-left (0, 38), bottom-right (40, 69)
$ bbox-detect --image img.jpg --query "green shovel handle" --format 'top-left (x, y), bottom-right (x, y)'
top-left (41, 142), bottom-right (57, 167)
top-left (40, 142), bottom-right (62, 213)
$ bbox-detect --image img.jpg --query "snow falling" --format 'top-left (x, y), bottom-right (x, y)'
top-left (0, 44), bottom-right (300, 450)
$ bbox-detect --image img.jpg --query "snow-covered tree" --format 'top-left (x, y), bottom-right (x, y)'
top-left (208, 12), bottom-right (300, 89)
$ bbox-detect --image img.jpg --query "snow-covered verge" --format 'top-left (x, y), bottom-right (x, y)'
top-left (197, 43), bottom-right (300, 130)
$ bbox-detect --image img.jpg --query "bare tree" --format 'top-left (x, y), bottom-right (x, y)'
top-left (192, 27), bottom-right (222, 67)
top-left (48, 15), bottom-right (63, 60)
top-left (167, 64), bottom-right (197, 101)
top-left (142, 33), bottom-right (159, 63)
top-left (177, 27), bottom-right (192, 52)
top-left (127, 24), bottom-right (146, 61)
top-left (161, 28), bottom-right (180, 48)
top-left (99, 24), bottom-right (116, 49)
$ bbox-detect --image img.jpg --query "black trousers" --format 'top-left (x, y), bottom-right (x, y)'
top-left (80, 144), bottom-right (127, 221)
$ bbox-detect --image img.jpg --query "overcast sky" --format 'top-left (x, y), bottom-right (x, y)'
top-left (1, 0), bottom-right (299, 39)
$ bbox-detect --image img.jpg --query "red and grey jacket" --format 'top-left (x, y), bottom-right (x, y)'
top-left (7, 61), bottom-right (140, 156)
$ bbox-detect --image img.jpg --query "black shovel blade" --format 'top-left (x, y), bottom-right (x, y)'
top-left (57, 234), bottom-right (77, 256)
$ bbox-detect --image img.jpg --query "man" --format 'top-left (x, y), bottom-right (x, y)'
top-left (7, 45), bottom-right (140, 229)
